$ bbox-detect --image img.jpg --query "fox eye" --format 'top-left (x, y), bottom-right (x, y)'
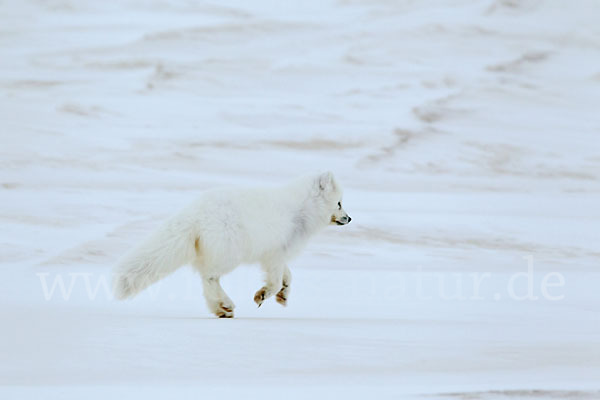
top-left (337, 202), bottom-right (341, 209)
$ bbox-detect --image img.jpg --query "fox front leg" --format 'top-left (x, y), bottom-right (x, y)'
top-left (254, 261), bottom-right (285, 307)
top-left (275, 265), bottom-right (291, 306)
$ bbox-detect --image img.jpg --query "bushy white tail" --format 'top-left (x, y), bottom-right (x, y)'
top-left (113, 220), bottom-right (197, 300)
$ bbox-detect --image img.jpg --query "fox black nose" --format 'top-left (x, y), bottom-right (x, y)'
top-left (347, 216), bottom-right (352, 223)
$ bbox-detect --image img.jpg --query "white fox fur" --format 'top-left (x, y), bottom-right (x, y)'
top-left (113, 171), bottom-right (351, 317)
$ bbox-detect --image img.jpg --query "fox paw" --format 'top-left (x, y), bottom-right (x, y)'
top-left (275, 290), bottom-right (287, 306)
top-left (254, 288), bottom-right (267, 307)
top-left (215, 302), bottom-right (234, 318)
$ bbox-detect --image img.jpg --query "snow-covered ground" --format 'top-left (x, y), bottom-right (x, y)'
top-left (1, 0), bottom-right (599, 398)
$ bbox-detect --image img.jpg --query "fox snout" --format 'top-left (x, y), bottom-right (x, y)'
top-left (335, 214), bottom-right (351, 225)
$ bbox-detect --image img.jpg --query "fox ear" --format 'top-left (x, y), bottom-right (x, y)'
top-left (318, 171), bottom-right (335, 192)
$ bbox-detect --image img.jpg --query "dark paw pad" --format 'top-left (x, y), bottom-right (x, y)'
top-left (216, 303), bottom-right (234, 318)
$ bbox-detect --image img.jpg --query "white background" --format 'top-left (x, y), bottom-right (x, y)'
top-left (1, 1), bottom-right (599, 398)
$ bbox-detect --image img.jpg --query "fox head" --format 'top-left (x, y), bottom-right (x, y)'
top-left (316, 171), bottom-right (351, 226)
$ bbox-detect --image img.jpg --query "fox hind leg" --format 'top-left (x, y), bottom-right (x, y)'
top-left (202, 275), bottom-right (235, 318)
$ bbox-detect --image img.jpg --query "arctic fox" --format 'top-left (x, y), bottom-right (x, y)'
top-left (113, 171), bottom-right (351, 318)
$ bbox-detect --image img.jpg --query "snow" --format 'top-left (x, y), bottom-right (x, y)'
top-left (1, 0), bottom-right (599, 398)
